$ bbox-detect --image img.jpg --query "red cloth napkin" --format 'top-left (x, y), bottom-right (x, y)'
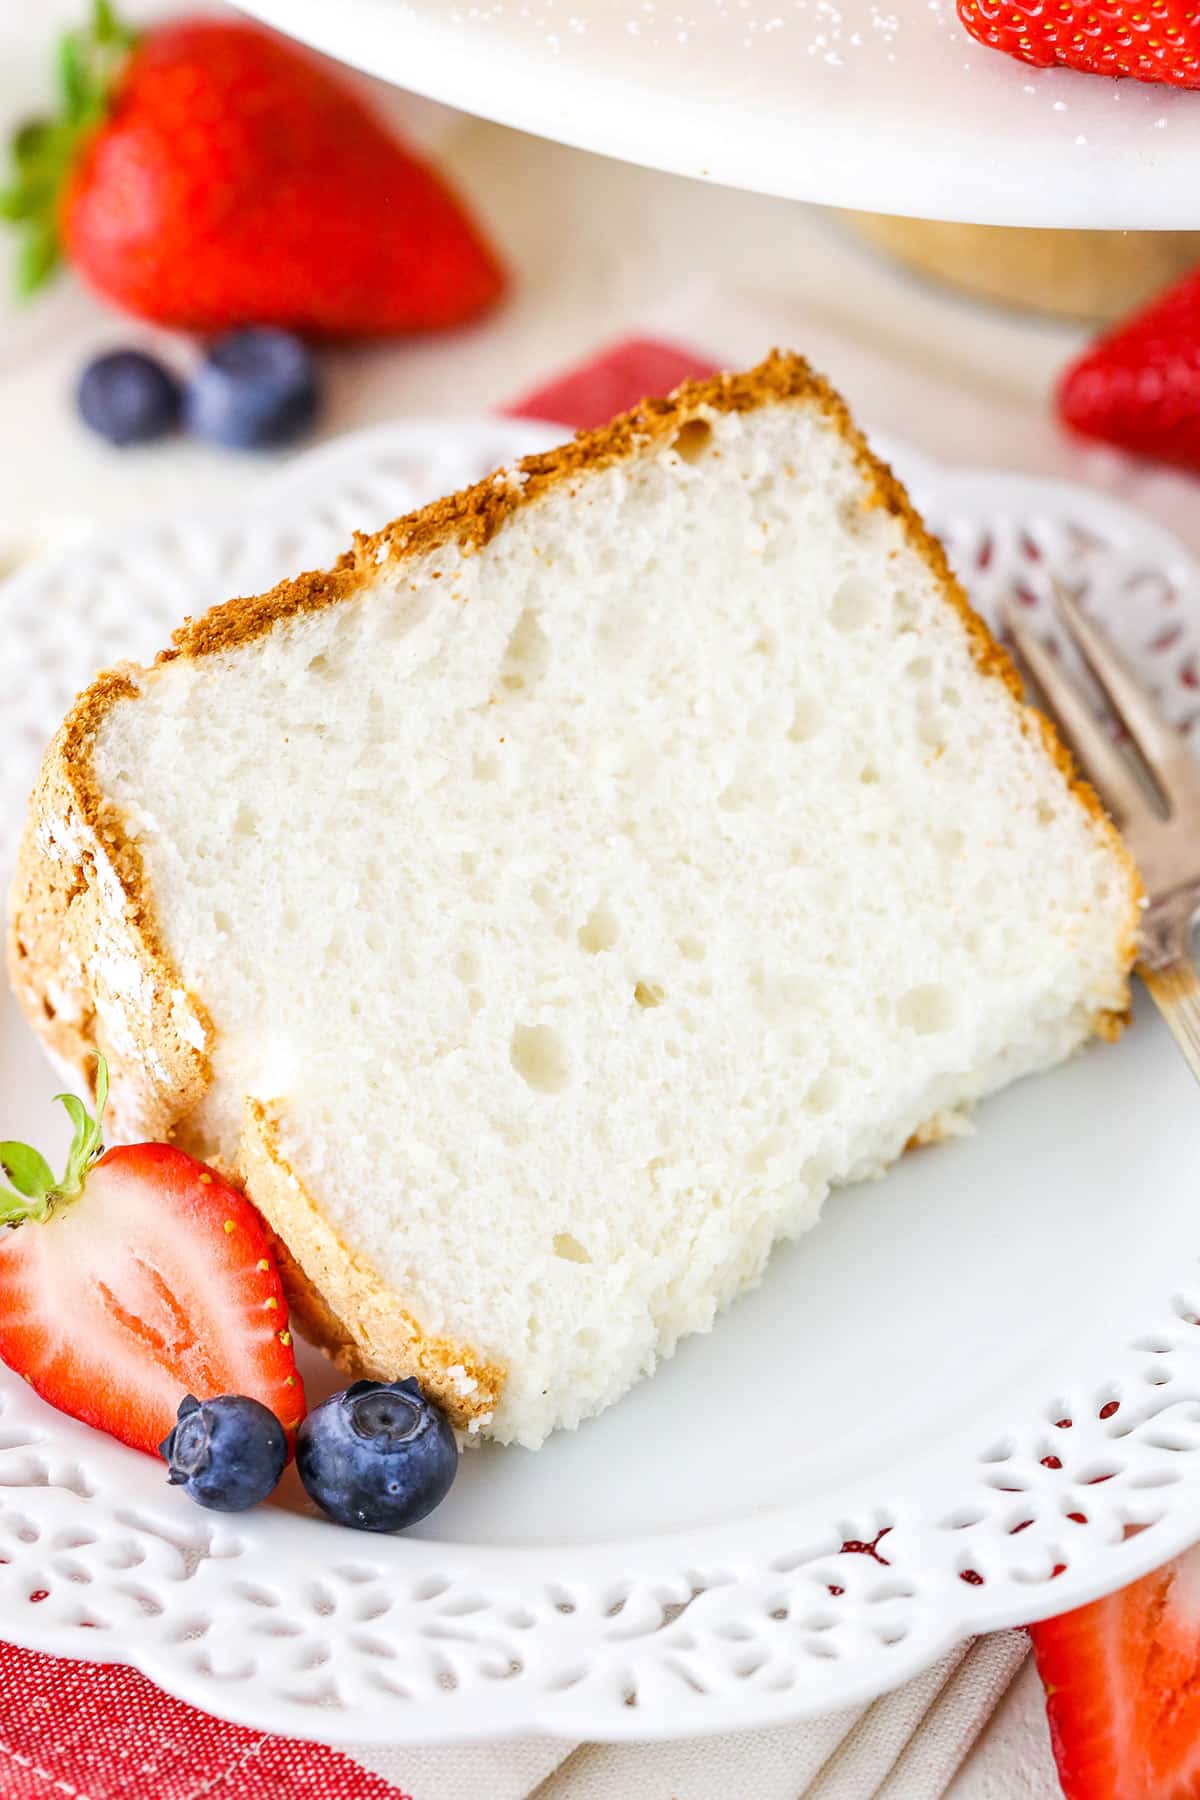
top-left (0, 1644), bottom-right (409, 1799)
top-left (0, 335), bottom-right (716, 1800)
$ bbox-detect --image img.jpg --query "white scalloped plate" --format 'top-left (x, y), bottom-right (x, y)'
top-left (3, 416), bottom-right (1200, 1747)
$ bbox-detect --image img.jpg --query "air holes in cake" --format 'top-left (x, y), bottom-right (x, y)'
top-left (578, 901), bottom-right (620, 954)
top-left (837, 494), bottom-right (877, 539)
top-left (831, 576), bottom-right (878, 633)
top-left (671, 418), bottom-right (713, 464)
top-left (553, 1233), bottom-right (591, 1264)
top-left (1036, 800), bottom-right (1057, 826)
top-left (232, 803), bottom-right (257, 839)
top-left (510, 1024), bottom-right (571, 1095)
top-left (213, 909), bottom-right (233, 936)
top-left (453, 950), bottom-right (480, 984)
top-left (938, 827), bottom-right (965, 855)
top-left (789, 695), bottom-right (825, 743)
top-left (721, 764), bottom-right (775, 812)
top-left (634, 982), bottom-right (665, 1010)
top-left (748, 1132), bottom-right (788, 1174)
top-left (474, 754), bottom-right (499, 783)
top-left (943, 686), bottom-right (962, 710)
top-left (859, 766), bottom-right (880, 786)
top-left (805, 1069), bottom-right (842, 1115)
top-left (305, 652), bottom-right (332, 678)
top-left (499, 607), bottom-right (549, 694)
top-left (906, 656), bottom-right (933, 683)
top-left (379, 591), bottom-right (433, 642)
top-left (898, 984), bottom-right (958, 1035)
top-left (678, 934), bottom-right (706, 962)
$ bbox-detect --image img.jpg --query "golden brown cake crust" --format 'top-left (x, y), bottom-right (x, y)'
top-left (240, 1102), bottom-right (505, 1430)
top-left (7, 669), bottom-right (214, 1138)
top-left (6, 350), bottom-right (1142, 1411)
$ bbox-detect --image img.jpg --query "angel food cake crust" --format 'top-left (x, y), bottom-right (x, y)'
top-left (6, 352), bottom-right (1141, 1435)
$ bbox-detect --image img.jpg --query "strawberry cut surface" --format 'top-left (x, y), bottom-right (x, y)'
top-left (1058, 271), bottom-right (1200, 477)
top-left (1031, 1544), bottom-right (1200, 1800)
top-left (0, 1141), bottom-right (305, 1456)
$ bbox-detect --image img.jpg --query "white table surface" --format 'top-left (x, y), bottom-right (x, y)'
top-left (9, 4), bottom-right (1191, 1790)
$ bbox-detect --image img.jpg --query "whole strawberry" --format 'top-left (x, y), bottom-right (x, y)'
top-left (958, 0), bottom-right (1200, 88)
top-left (1058, 269), bottom-right (1200, 476)
top-left (1, 2), bottom-right (505, 335)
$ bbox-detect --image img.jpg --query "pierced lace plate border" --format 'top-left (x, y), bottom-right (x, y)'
top-left (1, 417), bottom-right (1199, 1745)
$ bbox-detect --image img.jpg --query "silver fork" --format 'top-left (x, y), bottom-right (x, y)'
top-left (1002, 586), bottom-right (1200, 1084)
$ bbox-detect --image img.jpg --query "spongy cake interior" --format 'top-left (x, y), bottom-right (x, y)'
top-left (91, 398), bottom-right (1133, 1445)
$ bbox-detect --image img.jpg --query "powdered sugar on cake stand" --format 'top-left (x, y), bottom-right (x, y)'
top-left (233, 0), bottom-right (1197, 226)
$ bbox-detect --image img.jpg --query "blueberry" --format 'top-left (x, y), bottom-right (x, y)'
top-left (184, 328), bottom-right (320, 450)
top-left (296, 1379), bottom-right (458, 1532)
top-left (159, 1394), bottom-right (287, 1512)
top-left (76, 350), bottom-right (180, 446)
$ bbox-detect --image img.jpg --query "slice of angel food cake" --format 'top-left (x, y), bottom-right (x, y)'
top-left (9, 353), bottom-right (1139, 1448)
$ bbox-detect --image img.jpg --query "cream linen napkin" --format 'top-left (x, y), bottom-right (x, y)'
top-left (346, 1634), bottom-right (1032, 1798)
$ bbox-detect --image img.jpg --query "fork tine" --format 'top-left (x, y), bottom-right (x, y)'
top-left (1000, 603), bottom-right (1151, 828)
top-left (1052, 584), bottom-right (1200, 814)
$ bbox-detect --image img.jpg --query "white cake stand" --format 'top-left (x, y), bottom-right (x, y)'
top-left (233, 0), bottom-right (1198, 228)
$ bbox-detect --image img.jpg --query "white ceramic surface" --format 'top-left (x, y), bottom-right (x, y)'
top-left (233, 0), bottom-right (1200, 229)
top-left (3, 416), bottom-right (1200, 1746)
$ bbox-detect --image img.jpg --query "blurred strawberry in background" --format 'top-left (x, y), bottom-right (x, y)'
top-left (1058, 267), bottom-right (1200, 479)
top-left (1, 1), bottom-right (506, 336)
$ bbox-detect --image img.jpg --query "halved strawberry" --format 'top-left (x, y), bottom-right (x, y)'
top-left (1031, 1544), bottom-right (1200, 1799)
top-left (0, 1057), bottom-right (305, 1456)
